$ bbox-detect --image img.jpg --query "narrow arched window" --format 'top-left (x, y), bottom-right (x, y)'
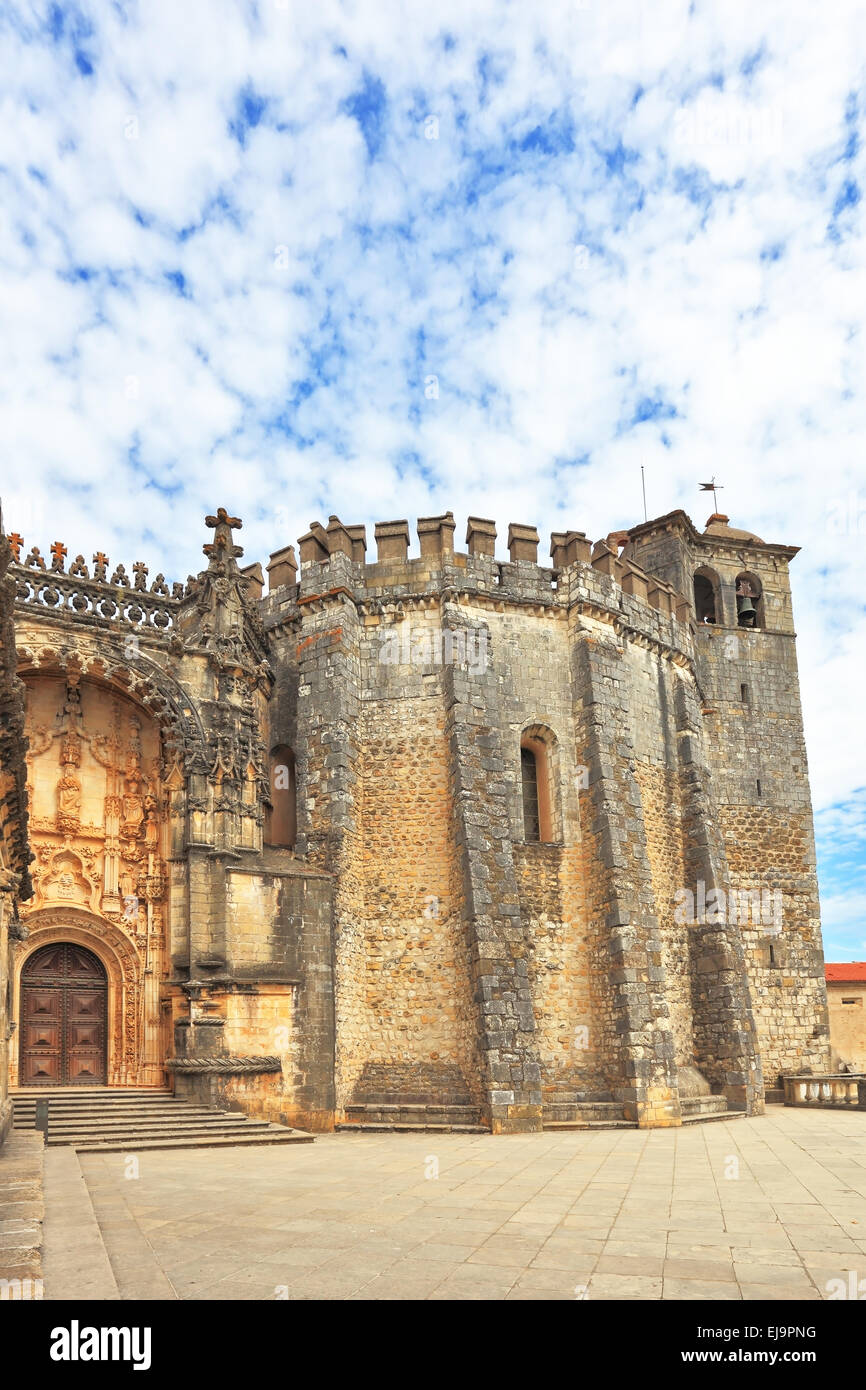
top-left (266, 745), bottom-right (296, 848)
top-left (520, 732), bottom-right (554, 842)
top-left (521, 747), bottom-right (540, 842)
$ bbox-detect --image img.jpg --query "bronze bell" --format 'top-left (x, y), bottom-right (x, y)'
top-left (736, 581), bottom-right (757, 627)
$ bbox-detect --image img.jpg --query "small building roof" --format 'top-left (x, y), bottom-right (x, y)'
top-left (703, 513), bottom-right (765, 544)
top-left (825, 962), bottom-right (866, 983)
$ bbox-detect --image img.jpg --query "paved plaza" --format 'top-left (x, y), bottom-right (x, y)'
top-left (38, 1108), bottom-right (866, 1301)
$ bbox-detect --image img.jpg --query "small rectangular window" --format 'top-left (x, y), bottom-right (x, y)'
top-left (841, 997), bottom-right (862, 1006)
top-left (756, 778), bottom-right (762, 797)
top-left (740, 683), bottom-right (749, 703)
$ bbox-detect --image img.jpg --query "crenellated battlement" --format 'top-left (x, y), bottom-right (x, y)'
top-left (259, 511), bottom-right (691, 633)
top-left (9, 504), bottom-right (795, 662)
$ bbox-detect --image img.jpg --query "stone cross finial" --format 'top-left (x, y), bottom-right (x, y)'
top-left (93, 552), bottom-right (109, 582)
top-left (205, 507), bottom-right (243, 532)
top-left (50, 541), bottom-right (68, 572)
top-left (133, 561), bottom-right (148, 591)
top-left (8, 533), bottom-right (22, 562)
top-left (203, 507), bottom-right (243, 564)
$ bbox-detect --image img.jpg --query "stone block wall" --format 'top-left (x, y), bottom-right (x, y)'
top-left (253, 504), bottom-right (828, 1128)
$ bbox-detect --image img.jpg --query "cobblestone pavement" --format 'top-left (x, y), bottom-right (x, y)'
top-left (42, 1108), bottom-right (866, 1301)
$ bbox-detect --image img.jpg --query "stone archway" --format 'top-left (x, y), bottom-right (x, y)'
top-left (10, 907), bottom-right (162, 1089)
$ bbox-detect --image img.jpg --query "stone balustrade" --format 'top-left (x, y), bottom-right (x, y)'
top-left (782, 1074), bottom-right (866, 1109)
top-left (10, 561), bottom-right (182, 633)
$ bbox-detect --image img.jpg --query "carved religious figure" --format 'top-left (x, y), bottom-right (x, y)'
top-left (143, 793), bottom-right (159, 849)
top-left (56, 762), bottom-right (82, 829)
top-left (121, 774), bottom-right (145, 836)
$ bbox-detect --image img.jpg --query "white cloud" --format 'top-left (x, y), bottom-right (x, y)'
top-left (0, 0), bottom-right (863, 848)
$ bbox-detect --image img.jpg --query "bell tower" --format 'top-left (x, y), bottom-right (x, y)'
top-left (624, 510), bottom-right (831, 1093)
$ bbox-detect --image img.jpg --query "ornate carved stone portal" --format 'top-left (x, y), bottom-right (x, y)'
top-left (11, 677), bottom-right (169, 1087)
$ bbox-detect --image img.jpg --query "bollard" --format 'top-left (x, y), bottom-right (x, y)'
top-left (35, 1099), bottom-right (49, 1139)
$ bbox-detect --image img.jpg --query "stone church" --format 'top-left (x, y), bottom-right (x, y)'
top-left (0, 501), bottom-right (831, 1139)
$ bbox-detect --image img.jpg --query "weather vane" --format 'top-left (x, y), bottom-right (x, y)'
top-left (699, 476), bottom-right (724, 512)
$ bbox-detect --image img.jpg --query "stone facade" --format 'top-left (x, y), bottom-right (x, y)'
top-left (3, 504), bottom-right (831, 1132)
top-left (0, 513), bottom-right (33, 1149)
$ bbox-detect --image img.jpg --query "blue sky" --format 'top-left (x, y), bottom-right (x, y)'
top-left (0, 0), bottom-right (864, 955)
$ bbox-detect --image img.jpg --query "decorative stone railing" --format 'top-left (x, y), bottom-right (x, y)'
top-left (10, 562), bottom-right (182, 633)
top-left (782, 1074), bottom-right (866, 1109)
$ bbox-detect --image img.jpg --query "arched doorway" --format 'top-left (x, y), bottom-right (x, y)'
top-left (19, 943), bottom-right (108, 1085)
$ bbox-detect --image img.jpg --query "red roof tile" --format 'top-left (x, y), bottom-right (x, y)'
top-left (826, 962), bottom-right (866, 983)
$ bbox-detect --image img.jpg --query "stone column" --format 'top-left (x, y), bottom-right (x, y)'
top-left (294, 551), bottom-right (361, 1115)
top-left (571, 628), bottom-right (682, 1127)
top-left (442, 604), bottom-right (543, 1133)
top-left (673, 675), bottom-right (764, 1114)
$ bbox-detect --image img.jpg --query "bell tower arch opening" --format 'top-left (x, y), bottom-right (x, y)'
top-left (735, 571), bottom-right (765, 628)
top-left (693, 566), bottom-right (720, 624)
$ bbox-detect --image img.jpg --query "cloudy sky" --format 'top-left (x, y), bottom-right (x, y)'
top-left (1, 0), bottom-right (864, 955)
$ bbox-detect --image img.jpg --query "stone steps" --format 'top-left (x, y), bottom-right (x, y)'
top-left (681, 1110), bottom-right (746, 1125)
top-left (542, 1096), bottom-right (632, 1130)
top-left (543, 1120), bottom-right (637, 1131)
top-left (72, 1131), bottom-right (313, 1153)
top-left (338, 1102), bottom-right (487, 1133)
top-left (26, 1122), bottom-right (280, 1144)
top-left (543, 1101), bottom-right (625, 1123)
top-left (15, 1086), bottom-right (163, 1095)
top-left (13, 1102), bottom-right (237, 1120)
top-left (679, 1094), bottom-right (729, 1117)
top-left (11, 1088), bottom-right (313, 1152)
top-left (336, 1122), bottom-right (488, 1134)
top-left (16, 1109), bottom-right (250, 1126)
top-left (541, 1092), bottom-right (744, 1130)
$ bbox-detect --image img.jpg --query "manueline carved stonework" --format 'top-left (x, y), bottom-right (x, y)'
top-left (8, 509), bottom-right (277, 1093)
top-left (13, 668), bottom-right (172, 1085)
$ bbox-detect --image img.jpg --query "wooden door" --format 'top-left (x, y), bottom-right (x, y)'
top-left (19, 943), bottom-right (107, 1085)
